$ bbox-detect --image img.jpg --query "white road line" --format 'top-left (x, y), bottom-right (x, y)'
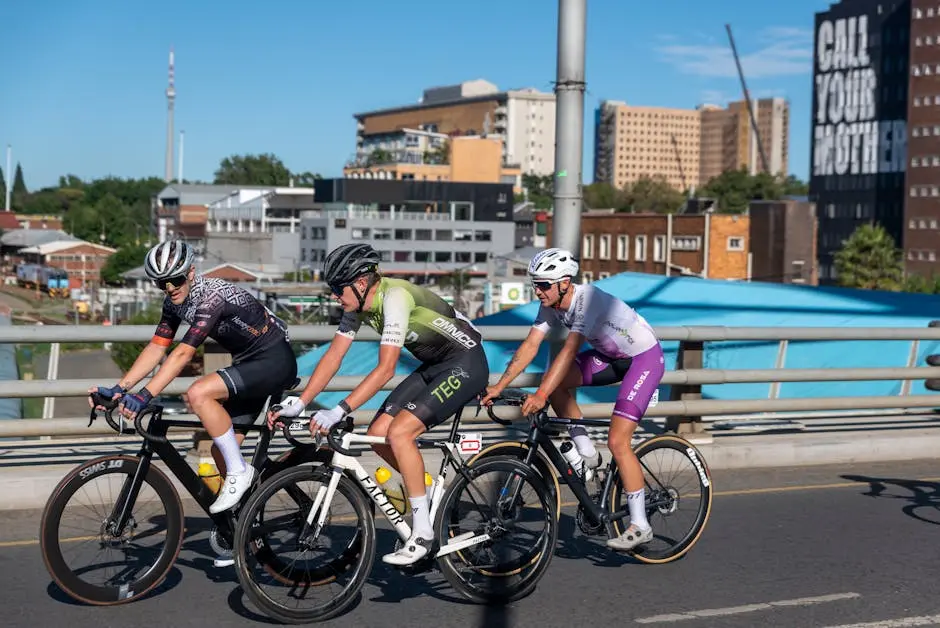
top-left (821, 615), bottom-right (940, 627)
top-left (634, 592), bottom-right (861, 623)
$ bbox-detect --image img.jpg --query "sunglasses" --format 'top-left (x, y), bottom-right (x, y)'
top-left (154, 275), bottom-right (188, 291)
top-left (532, 280), bottom-right (557, 292)
top-left (329, 283), bottom-right (349, 297)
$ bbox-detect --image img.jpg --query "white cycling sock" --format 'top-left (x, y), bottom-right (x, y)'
top-left (409, 494), bottom-right (433, 539)
top-left (568, 424), bottom-right (597, 458)
top-left (213, 426), bottom-right (246, 474)
top-left (626, 488), bottom-right (650, 530)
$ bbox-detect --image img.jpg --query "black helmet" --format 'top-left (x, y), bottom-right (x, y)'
top-left (322, 243), bottom-right (381, 287)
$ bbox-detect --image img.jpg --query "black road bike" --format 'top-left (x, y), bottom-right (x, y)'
top-left (469, 388), bottom-right (713, 565)
top-left (39, 380), bottom-right (332, 606)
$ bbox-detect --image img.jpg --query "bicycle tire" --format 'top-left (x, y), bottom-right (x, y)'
top-left (467, 441), bottom-right (562, 520)
top-left (608, 434), bottom-right (713, 564)
top-left (435, 455), bottom-right (558, 604)
top-left (233, 464), bottom-right (376, 624)
top-left (39, 455), bottom-right (184, 605)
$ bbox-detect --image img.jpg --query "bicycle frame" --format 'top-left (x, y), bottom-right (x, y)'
top-left (300, 406), bottom-right (493, 559)
top-left (518, 414), bottom-right (631, 530)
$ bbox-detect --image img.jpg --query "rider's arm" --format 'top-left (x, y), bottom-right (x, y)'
top-left (337, 286), bottom-right (411, 413)
top-left (118, 307), bottom-right (181, 391)
top-left (296, 331), bottom-right (355, 406)
top-left (492, 326), bottom-right (546, 392)
top-left (531, 330), bottom-right (584, 402)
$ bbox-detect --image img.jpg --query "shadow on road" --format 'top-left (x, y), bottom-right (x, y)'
top-left (841, 474), bottom-right (940, 525)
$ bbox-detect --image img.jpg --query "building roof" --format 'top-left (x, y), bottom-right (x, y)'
top-left (19, 240), bottom-right (117, 255)
top-left (1, 229), bottom-right (79, 248)
top-left (353, 86), bottom-right (554, 120)
top-left (156, 183), bottom-right (274, 206)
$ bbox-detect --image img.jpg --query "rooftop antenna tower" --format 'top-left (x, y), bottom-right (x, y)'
top-left (164, 47), bottom-right (176, 182)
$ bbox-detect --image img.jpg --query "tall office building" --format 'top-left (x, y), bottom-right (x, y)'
top-left (809, 0), bottom-right (911, 284)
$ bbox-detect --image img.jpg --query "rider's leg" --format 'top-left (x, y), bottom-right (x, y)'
top-left (385, 411), bottom-right (432, 537)
top-left (548, 359), bottom-right (599, 465)
top-left (606, 345), bottom-right (666, 552)
top-left (187, 373), bottom-right (245, 473)
top-left (367, 412), bottom-right (400, 470)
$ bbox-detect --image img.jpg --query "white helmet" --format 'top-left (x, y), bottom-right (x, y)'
top-left (528, 247), bottom-right (579, 282)
top-left (144, 240), bottom-right (195, 281)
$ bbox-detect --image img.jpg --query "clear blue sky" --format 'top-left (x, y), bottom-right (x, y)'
top-left (1, 0), bottom-right (823, 190)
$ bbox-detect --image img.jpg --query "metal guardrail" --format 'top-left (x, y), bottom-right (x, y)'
top-left (3, 323), bottom-right (940, 439)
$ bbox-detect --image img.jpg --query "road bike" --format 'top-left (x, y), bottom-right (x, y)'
top-left (39, 380), bottom-right (331, 605)
top-left (469, 388), bottom-right (713, 565)
top-left (232, 396), bottom-right (559, 624)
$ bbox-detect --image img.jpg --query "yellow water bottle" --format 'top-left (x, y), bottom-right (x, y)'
top-left (375, 466), bottom-right (406, 514)
top-left (198, 461), bottom-right (221, 494)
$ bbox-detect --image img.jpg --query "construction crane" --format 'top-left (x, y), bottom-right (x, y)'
top-left (725, 23), bottom-right (770, 174)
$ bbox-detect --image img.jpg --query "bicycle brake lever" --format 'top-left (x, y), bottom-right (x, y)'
top-left (87, 408), bottom-right (96, 428)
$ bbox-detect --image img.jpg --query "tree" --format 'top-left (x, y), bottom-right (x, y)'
top-left (214, 154), bottom-right (293, 186)
top-left (620, 175), bottom-right (686, 213)
top-left (834, 223), bottom-right (903, 290)
top-left (100, 243), bottom-right (148, 285)
top-left (781, 174), bottom-right (809, 196)
top-left (582, 182), bottom-right (623, 210)
top-left (521, 173), bottom-right (554, 210)
top-left (11, 162), bottom-right (27, 211)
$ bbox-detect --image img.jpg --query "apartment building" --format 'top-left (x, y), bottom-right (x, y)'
top-left (344, 133), bottom-right (522, 192)
top-left (300, 178), bottom-right (515, 279)
top-left (546, 211), bottom-right (751, 281)
top-left (905, 0), bottom-right (940, 275)
top-left (810, 0), bottom-right (910, 284)
top-left (353, 79), bottom-right (556, 176)
top-left (593, 97), bottom-right (790, 192)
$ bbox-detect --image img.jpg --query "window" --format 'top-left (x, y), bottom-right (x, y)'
top-left (727, 236), bottom-right (745, 251)
top-left (415, 251), bottom-right (431, 262)
top-left (583, 234), bottom-right (595, 259)
top-left (436, 230), bottom-right (453, 241)
top-left (434, 251), bottom-right (451, 262)
top-left (454, 229), bottom-right (473, 241)
top-left (598, 272), bottom-right (611, 279)
top-left (672, 236), bottom-right (701, 251)
top-left (582, 271), bottom-right (594, 283)
top-left (394, 251), bottom-right (411, 262)
top-left (653, 235), bottom-right (666, 262)
top-left (599, 234), bottom-right (611, 260)
top-left (635, 235), bottom-right (647, 261)
top-left (474, 252), bottom-right (488, 263)
top-left (351, 228), bottom-right (370, 240)
top-left (616, 235), bottom-right (629, 260)
top-left (373, 228), bottom-right (392, 240)
top-left (415, 229), bottom-right (432, 241)
top-left (394, 229), bottom-right (412, 240)
top-left (379, 250), bottom-right (392, 262)
top-left (474, 230), bottom-right (492, 241)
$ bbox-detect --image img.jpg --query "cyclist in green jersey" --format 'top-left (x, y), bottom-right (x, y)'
top-left (268, 243), bottom-right (489, 566)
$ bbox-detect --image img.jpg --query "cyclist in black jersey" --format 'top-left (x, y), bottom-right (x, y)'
top-left (269, 243), bottom-right (489, 566)
top-left (88, 241), bottom-right (297, 532)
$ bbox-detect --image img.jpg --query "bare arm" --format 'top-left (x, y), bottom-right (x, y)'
top-left (297, 333), bottom-right (354, 406)
top-left (118, 342), bottom-right (169, 391)
top-left (140, 343), bottom-right (198, 397)
top-left (341, 344), bottom-right (400, 412)
top-left (533, 331), bottom-right (584, 401)
top-left (492, 326), bottom-right (546, 392)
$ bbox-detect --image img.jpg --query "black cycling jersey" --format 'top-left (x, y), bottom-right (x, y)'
top-left (153, 275), bottom-right (289, 362)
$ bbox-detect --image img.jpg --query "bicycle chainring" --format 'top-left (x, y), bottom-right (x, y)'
top-left (576, 504), bottom-right (605, 536)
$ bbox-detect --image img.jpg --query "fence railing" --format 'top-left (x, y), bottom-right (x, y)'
top-left (3, 323), bottom-right (940, 440)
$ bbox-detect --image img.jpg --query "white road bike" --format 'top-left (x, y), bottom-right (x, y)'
top-left (231, 402), bottom-right (559, 624)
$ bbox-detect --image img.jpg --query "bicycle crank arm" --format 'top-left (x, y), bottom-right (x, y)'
top-left (435, 532), bottom-right (492, 557)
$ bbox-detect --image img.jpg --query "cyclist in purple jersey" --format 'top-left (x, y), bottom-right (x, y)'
top-left (482, 247), bottom-right (665, 552)
top-left (88, 241), bottom-right (296, 534)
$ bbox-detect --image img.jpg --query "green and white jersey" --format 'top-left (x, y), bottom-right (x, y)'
top-left (336, 277), bottom-right (482, 364)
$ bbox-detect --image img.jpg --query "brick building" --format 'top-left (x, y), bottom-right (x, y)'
top-left (546, 211), bottom-right (750, 281)
top-left (18, 240), bottom-right (116, 289)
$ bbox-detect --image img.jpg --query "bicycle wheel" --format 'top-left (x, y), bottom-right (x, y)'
top-left (467, 441), bottom-right (562, 520)
top-left (39, 455), bottom-right (184, 605)
top-left (435, 455), bottom-right (558, 604)
top-left (607, 434), bottom-right (713, 563)
top-left (233, 464), bottom-right (375, 624)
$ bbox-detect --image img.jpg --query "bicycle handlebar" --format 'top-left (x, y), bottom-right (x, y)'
top-left (480, 387), bottom-right (544, 426)
top-left (269, 406), bottom-right (357, 455)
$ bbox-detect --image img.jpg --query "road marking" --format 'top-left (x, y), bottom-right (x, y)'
top-left (821, 615), bottom-right (940, 627)
top-left (634, 592), bottom-right (861, 623)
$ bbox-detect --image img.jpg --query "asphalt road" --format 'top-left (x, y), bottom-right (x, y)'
top-left (4, 459), bottom-right (940, 627)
